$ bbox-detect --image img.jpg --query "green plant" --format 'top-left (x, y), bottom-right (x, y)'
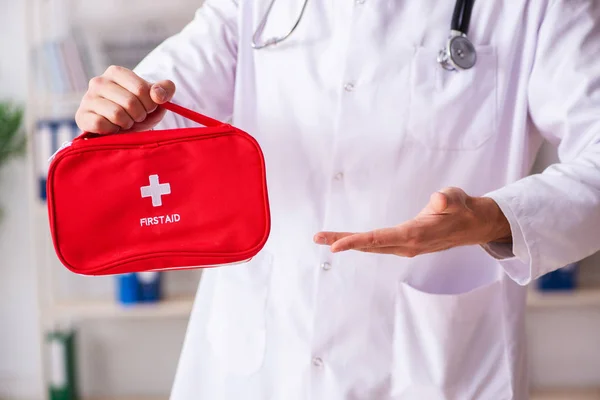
top-left (0, 102), bottom-right (26, 220)
top-left (0, 102), bottom-right (26, 168)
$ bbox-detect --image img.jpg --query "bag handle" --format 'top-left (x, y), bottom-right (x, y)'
top-left (160, 101), bottom-right (223, 127)
top-left (77, 102), bottom-right (223, 140)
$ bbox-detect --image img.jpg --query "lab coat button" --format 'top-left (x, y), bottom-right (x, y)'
top-left (334, 172), bottom-right (344, 180)
top-left (355, 0), bottom-right (365, 4)
top-left (344, 82), bottom-right (355, 92)
top-left (321, 262), bottom-right (332, 271)
top-left (312, 357), bottom-right (324, 367)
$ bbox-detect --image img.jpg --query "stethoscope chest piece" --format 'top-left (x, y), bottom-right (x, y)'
top-left (438, 30), bottom-right (477, 71)
top-left (438, 0), bottom-right (478, 71)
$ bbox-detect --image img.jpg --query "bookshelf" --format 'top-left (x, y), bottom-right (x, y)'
top-left (81, 389), bottom-right (600, 400)
top-left (86, 398), bottom-right (166, 400)
top-left (527, 288), bottom-right (600, 309)
top-left (26, 0), bottom-right (203, 398)
top-left (53, 296), bottom-right (195, 320)
top-left (531, 388), bottom-right (600, 400)
top-left (44, 286), bottom-right (600, 321)
top-left (85, 398), bottom-right (166, 400)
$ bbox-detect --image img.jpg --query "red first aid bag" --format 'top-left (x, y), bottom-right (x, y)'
top-left (47, 102), bottom-right (271, 276)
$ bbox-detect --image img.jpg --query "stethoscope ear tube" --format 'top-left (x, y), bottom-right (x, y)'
top-left (251, 0), bottom-right (310, 50)
top-left (451, 0), bottom-right (475, 34)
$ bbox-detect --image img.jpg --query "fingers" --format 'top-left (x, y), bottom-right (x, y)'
top-left (329, 227), bottom-right (407, 253)
top-left (314, 230), bottom-right (421, 257)
top-left (423, 187), bottom-right (469, 214)
top-left (103, 65), bottom-right (157, 113)
top-left (428, 191), bottom-right (449, 213)
top-left (357, 246), bottom-right (420, 257)
top-left (93, 80), bottom-right (147, 123)
top-left (84, 97), bottom-right (135, 131)
top-left (150, 80), bottom-right (176, 105)
top-left (439, 187), bottom-right (468, 209)
top-left (75, 109), bottom-right (120, 135)
top-left (77, 65), bottom-right (177, 134)
top-left (313, 232), bottom-right (354, 245)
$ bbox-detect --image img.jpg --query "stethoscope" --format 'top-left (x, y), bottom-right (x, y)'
top-left (251, 0), bottom-right (477, 72)
top-left (251, 0), bottom-right (309, 49)
top-left (437, 0), bottom-right (477, 71)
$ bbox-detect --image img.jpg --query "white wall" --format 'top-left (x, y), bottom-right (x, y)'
top-left (0, 1), bottom-right (44, 398)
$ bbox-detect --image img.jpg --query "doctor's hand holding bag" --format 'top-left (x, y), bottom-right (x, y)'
top-left (52, 63), bottom-right (270, 275)
top-left (68, 1), bottom-right (600, 399)
top-left (75, 66), bottom-right (176, 134)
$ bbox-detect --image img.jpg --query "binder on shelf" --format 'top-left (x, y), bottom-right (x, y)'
top-left (42, 42), bottom-right (65, 94)
top-left (36, 119), bottom-right (79, 200)
top-left (537, 262), bottom-right (579, 292)
top-left (137, 272), bottom-right (162, 303)
top-left (47, 328), bottom-right (79, 400)
top-left (62, 37), bottom-right (88, 92)
top-left (36, 121), bottom-right (54, 200)
top-left (56, 120), bottom-right (76, 146)
top-left (58, 41), bottom-right (77, 93)
top-left (35, 35), bottom-right (95, 95)
top-left (117, 273), bottom-right (140, 305)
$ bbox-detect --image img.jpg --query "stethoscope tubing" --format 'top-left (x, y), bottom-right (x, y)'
top-left (251, 0), bottom-right (309, 49)
top-left (251, 0), bottom-right (477, 71)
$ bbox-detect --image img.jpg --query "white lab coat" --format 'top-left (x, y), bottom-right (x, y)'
top-left (134, 1), bottom-right (600, 399)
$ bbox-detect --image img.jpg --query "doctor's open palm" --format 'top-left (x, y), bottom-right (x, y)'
top-left (315, 187), bottom-right (512, 257)
top-left (75, 66), bottom-right (176, 134)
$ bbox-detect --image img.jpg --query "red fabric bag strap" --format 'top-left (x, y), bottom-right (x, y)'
top-left (160, 101), bottom-right (223, 127)
top-left (78, 101), bottom-right (222, 139)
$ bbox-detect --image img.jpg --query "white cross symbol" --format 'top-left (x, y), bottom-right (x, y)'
top-left (140, 175), bottom-right (171, 207)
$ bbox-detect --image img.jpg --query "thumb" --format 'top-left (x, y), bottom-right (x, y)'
top-left (150, 80), bottom-right (176, 104)
top-left (428, 187), bottom-right (467, 214)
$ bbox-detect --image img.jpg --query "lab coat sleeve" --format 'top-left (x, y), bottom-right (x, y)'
top-left (484, 0), bottom-right (600, 285)
top-left (133, 0), bottom-right (238, 128)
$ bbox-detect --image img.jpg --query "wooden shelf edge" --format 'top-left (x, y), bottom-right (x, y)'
top-left (527, 288), bottom-right (600, 309)
top-left (53, 296), bottom-right (195, 320)
top-left (52, 288), bottom-right (600, 318)
top-left (531, 388), bottom-right (600, 400)
top-left (49, 285), bottom-right (600, 314)
top-left (85, 397), bottom-right (167, 400)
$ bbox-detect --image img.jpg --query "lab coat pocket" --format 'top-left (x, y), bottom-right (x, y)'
top-left (206, 251), bottom-right (274, 376)
top-left (408, 46), bottom-right (498, 150)
top-left (392, 279), bottom-right (511, 400)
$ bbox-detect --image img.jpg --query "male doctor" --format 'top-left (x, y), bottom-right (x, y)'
top-left (76, 1), bottom-right (600, 399)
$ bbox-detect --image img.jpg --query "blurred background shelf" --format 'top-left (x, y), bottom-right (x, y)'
top-left (46, 287), bottom-right (600, 321)
top-left (53, 296), bottom-right (195, 320)
top-left (527, 288), bottom-right (600, 309)
top-left (34, 92), bottom-right (85, 107)
top-left (47, 287), bottom-right (600, 320)
top-left (531, 388), bottom-right (600, 399)
top-left (83, 389), bottom-right (600, 400)
top-left (86, 397), bottom-right (166, 400)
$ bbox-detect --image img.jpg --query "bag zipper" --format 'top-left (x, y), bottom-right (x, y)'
top-left (48, 141), bottom-right (73, 163)
top-left (48, 125), bottom-right (236, 166)
top-left (151, 258), bottom-right (253, 271)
